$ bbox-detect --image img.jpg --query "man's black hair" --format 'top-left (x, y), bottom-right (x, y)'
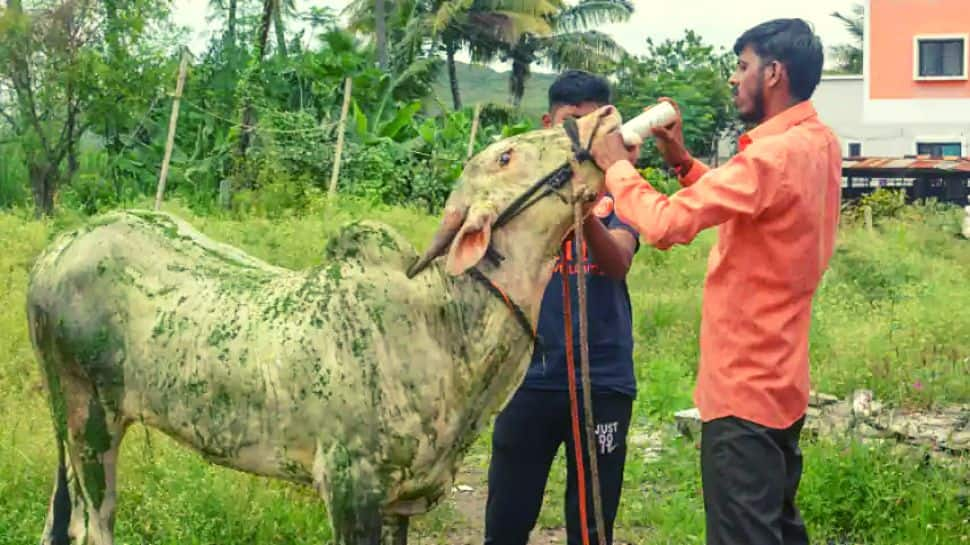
top-left (733, 18), bottom-right (824, 101)
top-left (548, 69), bottom-right (612, 110)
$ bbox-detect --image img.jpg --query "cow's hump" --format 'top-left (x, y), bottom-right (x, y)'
top-left (324, 220), bottom-right (417, 272)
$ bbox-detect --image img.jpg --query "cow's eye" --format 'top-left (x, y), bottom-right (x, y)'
top-left (499, 150), bottom-right (512, 166)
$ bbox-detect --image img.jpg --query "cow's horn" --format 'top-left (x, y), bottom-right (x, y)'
top-left (406, 207), bottom-right (465, 278)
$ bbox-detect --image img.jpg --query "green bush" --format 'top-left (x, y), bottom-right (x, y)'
top-left (848, 187), bottom-right (907, 224)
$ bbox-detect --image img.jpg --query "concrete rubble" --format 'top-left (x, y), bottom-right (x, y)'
top-left (674, 390), bottom-right (969, 455)
top-left (628, 429), bottom-right (665, 463)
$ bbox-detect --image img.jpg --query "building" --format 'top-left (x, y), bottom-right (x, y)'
top-left (814, 0), bottom-right (970, 159)
top-left (810, 0), bottom-right (970, 204)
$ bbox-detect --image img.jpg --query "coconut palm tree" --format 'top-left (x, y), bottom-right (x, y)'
top-left (344, 0), bottom-right (558, 110)
top-left (270, 0), bottom-right (297, 57)
top-left (486, 0), bottom-right (634, 108)
top-left (208, 0), bottom-right (240, 51)
top-left (346, 0), bottom-right (476, 108)
top-left (209, 0), bottom-right (293, 56)
top-left (235, 0), bottom-right (274, 163)
top-left (375, 0), bottom-right (387, 67)
top-left (830, 3), bottom-right (863, 74)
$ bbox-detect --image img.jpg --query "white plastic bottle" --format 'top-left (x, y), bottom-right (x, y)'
top-left (620, 101), bottom-right (679, 147)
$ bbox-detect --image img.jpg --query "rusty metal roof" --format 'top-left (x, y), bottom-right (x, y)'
top-left (843, 156), bottom-right (970, 173)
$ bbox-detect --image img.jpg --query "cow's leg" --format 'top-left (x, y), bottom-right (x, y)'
top-left (50, 385), bottom-right (127, 545)
top-left (40, 439), bottom-right (71, 545)
top-left (323, 511), bottom-right (408, 545)
top-left (381, 516), bottom-right (408, 545)
top-left (313, 443), bottom-right (386, 545)
top-left (327, 510), bottom-right (382, 545)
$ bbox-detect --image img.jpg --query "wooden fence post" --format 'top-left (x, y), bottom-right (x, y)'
top-left (219, 179), bottom-right (232, 210)
top-left (328, 77), bottom-right (353, 198)
top-left (467, 102), bottom-right (482, 160)
top-left (155, 48), bottom-right (190, 211)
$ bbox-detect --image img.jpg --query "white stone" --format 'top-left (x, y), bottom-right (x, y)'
top-left (962, 202), bottom-right (970, 239)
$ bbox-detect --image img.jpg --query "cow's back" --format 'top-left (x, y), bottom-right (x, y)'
top-left (25, 210), bottom-right (460, 486)
top-left (26, 211), bottom-right (332, 476)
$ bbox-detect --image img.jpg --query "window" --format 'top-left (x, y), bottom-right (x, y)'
top-left (915, 36), bottom-right (967, 79)
top-left (848, 142), bottom-right (862, 157)
top-left (917, 142), bottom-right (962, 158)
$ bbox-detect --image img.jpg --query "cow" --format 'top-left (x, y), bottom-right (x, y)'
top-left (26, 106), bottom-right (623, 545)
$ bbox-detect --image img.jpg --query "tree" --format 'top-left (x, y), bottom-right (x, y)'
top-left (235, 0), bottom-right (274, 166)
top-left (270, 0), bottom-right (296, 57)
top-left (374, 0), bottom-right (386, 68)
top-left (345, 0), bottom-right (472, 109)
top-left (343, 0), bottom-right (563, 111)
top-left (829, 3), bottom-right (863, 74)
top-left (613, 30), bottom-right (739, 167)
top-left (0, 0), bottom-right (100, 216)
top-left (94, 0), bottom-right (174, 196)
top-left (209, 0), bottom-right (239, 51)
top-left (479, 0), bottom-right (634, 108)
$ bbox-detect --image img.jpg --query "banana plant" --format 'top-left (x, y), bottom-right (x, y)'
top-left (350, 57), bottom-right (439, 143)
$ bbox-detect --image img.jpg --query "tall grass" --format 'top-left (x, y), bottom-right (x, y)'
top-left (0, 197), bottom-right (967, 544)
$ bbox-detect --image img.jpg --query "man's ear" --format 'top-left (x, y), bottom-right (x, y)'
top-left (541, 112), bottom-right (553, 129)
top-left (766, 60), bottom-right (784, 89)
top-left (445, 204), bottom-right (497, 276)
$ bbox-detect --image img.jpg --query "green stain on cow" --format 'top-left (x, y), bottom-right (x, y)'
top-left (207, 321), bottom-right (239, 347)
top-left (82, 396), bottom-right (112, 509)
top-left (386, 435), bottom-right (418, 469)
top-left (325, 264), bottom-right (342, 284)
top-left (84, 397), bottom-right (112, 453)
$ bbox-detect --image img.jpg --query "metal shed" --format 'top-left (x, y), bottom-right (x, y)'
top-left (841, 156), bottom-right (970, 204)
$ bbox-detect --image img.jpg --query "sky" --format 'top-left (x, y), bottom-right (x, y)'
top-left (171, 0), bottom-right (860, 72)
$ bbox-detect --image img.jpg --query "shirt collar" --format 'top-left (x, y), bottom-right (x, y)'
top-left (738, 100), bottom-right (818, 151)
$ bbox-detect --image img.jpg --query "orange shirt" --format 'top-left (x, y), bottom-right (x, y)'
top-left (605, 101), bottom-right (842, 429)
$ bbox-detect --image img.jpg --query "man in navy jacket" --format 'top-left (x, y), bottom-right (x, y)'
top-left (483, 70), bottom-right (641, 545)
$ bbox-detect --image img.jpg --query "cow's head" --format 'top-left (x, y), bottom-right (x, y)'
top-left (407, 105), bottom-right (622, 279)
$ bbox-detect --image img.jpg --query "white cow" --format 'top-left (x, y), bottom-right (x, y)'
top-left (27, 107), bottom-right (622, 545)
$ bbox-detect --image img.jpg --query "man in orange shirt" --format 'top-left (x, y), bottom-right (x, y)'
top-left (589, 19), bottom-right (841, 545)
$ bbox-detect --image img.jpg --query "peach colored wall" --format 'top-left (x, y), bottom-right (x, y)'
top-left (870, 0), bottom-right (970, 99)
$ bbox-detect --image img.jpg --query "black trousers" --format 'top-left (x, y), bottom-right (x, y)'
top-left (483, 388), bottom-right (633, 545)
top-left (701, 415), bottom-right (809, 545)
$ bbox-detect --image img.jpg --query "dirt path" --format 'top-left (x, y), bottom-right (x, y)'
top-left (412, 459), bottom-right (603, 545)
top-left (409, 432), bottom-right (665, 545)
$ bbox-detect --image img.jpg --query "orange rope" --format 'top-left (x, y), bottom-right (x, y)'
top-left (574, 203), bottom-right (607, 545)
top-left (561, 237), bottom-right (591, 545)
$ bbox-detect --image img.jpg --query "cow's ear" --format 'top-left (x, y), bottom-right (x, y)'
top-left (445, 204), bottom-right (496, 276)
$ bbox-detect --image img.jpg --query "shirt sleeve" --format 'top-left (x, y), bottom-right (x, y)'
top-left (679, 158), bottom-right (710, 187)
top-left (604, 140), bottom-right (786, 250)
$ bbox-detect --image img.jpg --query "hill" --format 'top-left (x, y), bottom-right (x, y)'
top-left (428, 61), bottom-right (558, 118)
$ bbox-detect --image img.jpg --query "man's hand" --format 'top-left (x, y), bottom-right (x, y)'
top-left (650, 97), bottom-right (693, 173)
top-left (590, 131), bottom-right (637, 173)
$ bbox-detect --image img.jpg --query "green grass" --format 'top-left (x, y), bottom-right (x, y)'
top-left (1, 197), bottom-right (968, 544)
